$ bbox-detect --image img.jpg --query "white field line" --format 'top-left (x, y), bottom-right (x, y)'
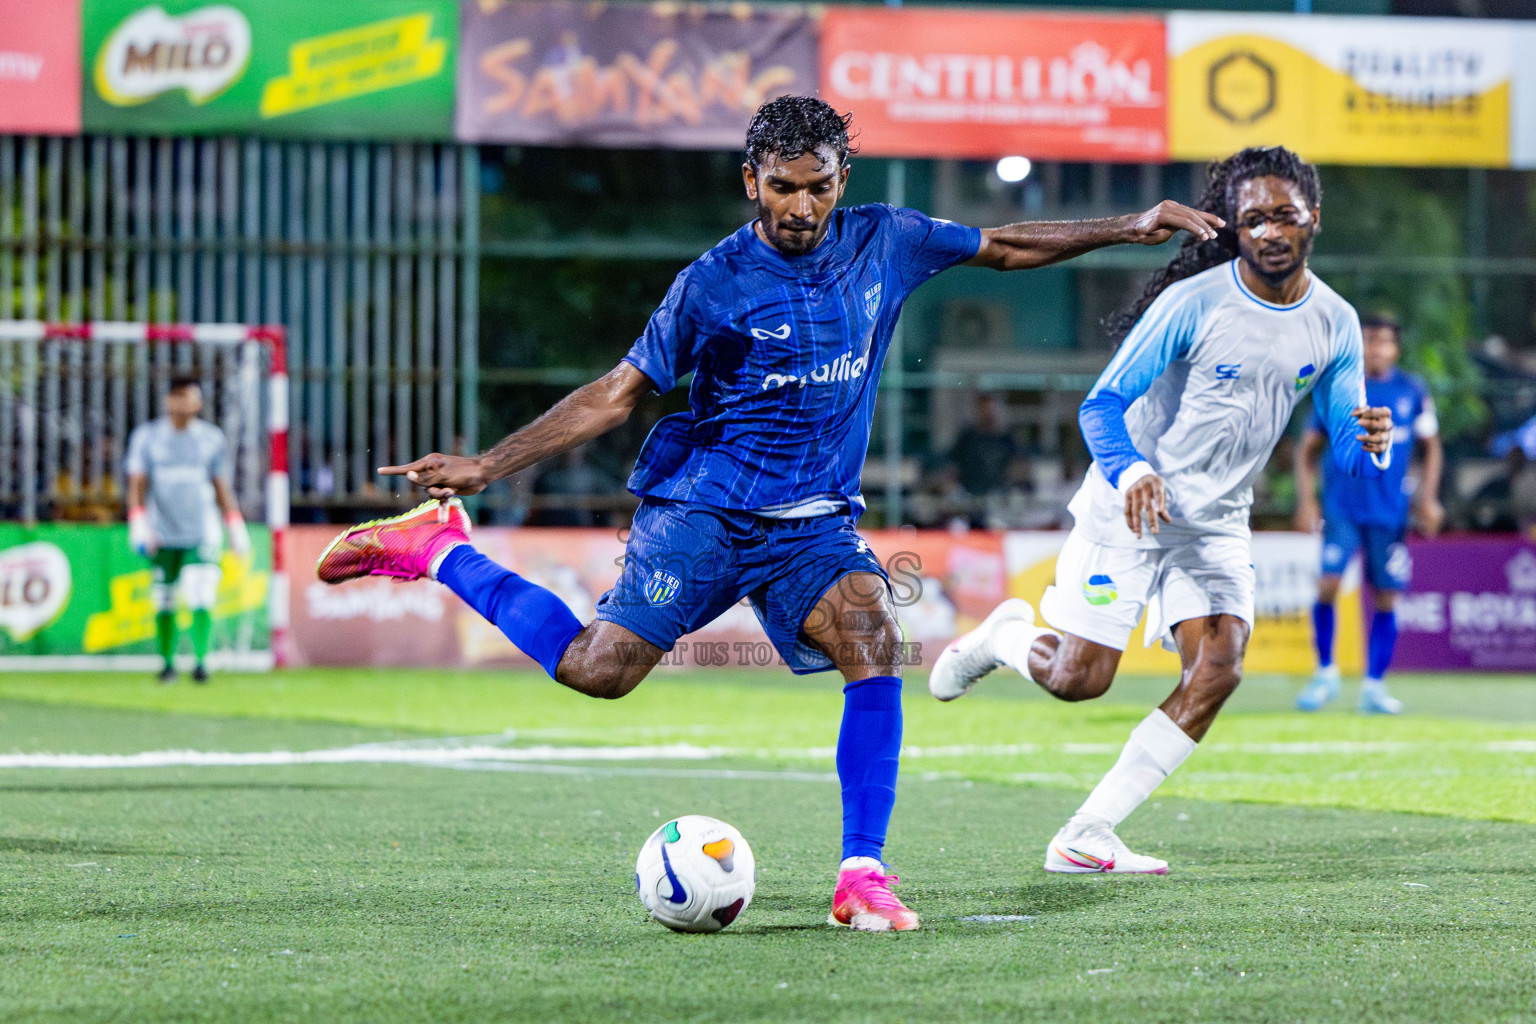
top-left (1, 737), bottom-right (1534, 773)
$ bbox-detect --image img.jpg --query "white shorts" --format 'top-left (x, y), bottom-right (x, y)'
top-left (1040, 530), bottom-right (1255, 652)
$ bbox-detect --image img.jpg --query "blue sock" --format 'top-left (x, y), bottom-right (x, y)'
top-left (1312, 601), bottom-right (1335, 668)
top-left (1367, 608), bottom-right (1397, 680)
top-left (836, 676), bottom-right (903, 863)
top-left (435, 544), bottom-right (583, 679)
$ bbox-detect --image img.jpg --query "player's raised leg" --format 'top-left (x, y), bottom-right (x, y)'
top-left (315, 496), bottom-right (665, 696)
top-left (927, 597), bottom-right (1057, 701)
top-left (801, 570), bottom-right (920, 932)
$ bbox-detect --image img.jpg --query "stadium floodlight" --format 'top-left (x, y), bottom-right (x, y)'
top-left (0, 321), bottom-right (290, 668)
top-left (995, 156), bottom-right (1032, 183)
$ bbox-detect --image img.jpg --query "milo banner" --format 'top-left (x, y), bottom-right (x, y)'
top-left (1395, 538), bottom-right (1536, 671)
top-left (82, 0), bottom-right (457, 138)
top-left (455, 0), bottom-right (818, 149)
top-left (0, 523), bottom-right (271, 668)
top-left (1168, 13), bottom-right (1515, 167)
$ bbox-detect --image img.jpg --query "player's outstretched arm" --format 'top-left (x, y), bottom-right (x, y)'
top-left (380, 362), bottom-right (654, 498)
top-left (966, 201), bottom-right (1223, 271)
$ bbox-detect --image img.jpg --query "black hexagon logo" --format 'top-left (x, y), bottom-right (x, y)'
top-left (1208, 50), bottom-right (1277, 125)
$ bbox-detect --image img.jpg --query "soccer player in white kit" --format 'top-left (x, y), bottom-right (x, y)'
top-left (929, 147), bottom-right (1394, 874)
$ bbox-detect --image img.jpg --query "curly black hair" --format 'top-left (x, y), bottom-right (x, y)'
top-left (744, 95), bottom-right (856, 169)
top-left (1106, 146), bottom-right (1321, 345)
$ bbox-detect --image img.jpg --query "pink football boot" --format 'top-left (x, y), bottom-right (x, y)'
top-left (315, 498), bottom-right (470, 584)
top-left (828, 864), bottom-right (921, 932)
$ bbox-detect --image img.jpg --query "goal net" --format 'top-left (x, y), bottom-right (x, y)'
top-left (0, 322), bottom-right (289, 669)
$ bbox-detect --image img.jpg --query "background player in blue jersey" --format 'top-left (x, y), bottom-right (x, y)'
top-left (1294, 313), bottom-right (1443, 715)
top-left (929, 147), bottom-right (1393, 876)
top-left (315, 96), bottom-right (1222, 931)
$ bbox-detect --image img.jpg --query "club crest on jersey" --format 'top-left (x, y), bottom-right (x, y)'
top-left (1083, 574), bottom-right (1117, 606)
top-left (645, 569), bottom-right (682, 606)
top-left (750, 323), bottom-right (791, 341)
top-left (1295, 363), bottom-right (1316, 391)
top-left (864, 282), bottom-right (882, 318)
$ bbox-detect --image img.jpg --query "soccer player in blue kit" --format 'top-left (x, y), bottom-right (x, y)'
top-left (930, 147), bottom-right (1394, 875)
top-left (316, 96), bottom-right (1222, 930)
top-left (1294, 313), bottom-right (1443, 715)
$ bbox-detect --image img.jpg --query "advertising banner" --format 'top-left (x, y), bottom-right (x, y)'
top-left (1395, 538), bottom-right (1536, 671)
top-left (0, 523), bottom-right (271, 666)
top-left (819, 8), bottom-right (1166, 162)
top-left (456, 0), bottom-right (818, 149)
top-left (1005, 531), bottom-right (1364, 676)
top-left (0, 0), bottom-right (82, 134)
top-left (1169, 13), bottom-right (1514, 167)
top-left (82, 0), bottom-right (456, 139)
top-left (286, 524), bottom-right (1006, 671)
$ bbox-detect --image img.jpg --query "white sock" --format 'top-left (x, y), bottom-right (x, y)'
top-left (1074, 709), bottom-right (1197, 829)
top-left (1362, 676), bottom-right (1385, 691)
top-left (991, 620), bottom-right (1061, 678)
top-left (428, 541), bottom-right (467, 581)
top-left (840, 856), bottom-right (883, 873)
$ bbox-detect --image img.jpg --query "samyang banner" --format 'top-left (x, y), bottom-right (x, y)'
top-left (455, 0), bottom-right (818, 149)
top-left (82, 0), bottom-right (457, 138)
top-left (1169, 13), bottom-right (1515, 167)
top-left (819, 8), bottom-right (1166, 162)
top-left (0, 0), bottom-right (82, 134)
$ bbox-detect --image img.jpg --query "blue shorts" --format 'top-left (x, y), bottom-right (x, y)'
top-left (594, 498), bottom-right (888, 674)
top-left (1320, 516), bottom-right (1410, 591)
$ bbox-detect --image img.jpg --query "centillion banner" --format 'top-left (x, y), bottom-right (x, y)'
top-left (1169, 13), bottom-right (1513, 167)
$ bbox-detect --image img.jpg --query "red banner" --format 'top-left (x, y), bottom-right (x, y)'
top-left (286, 525), bottom-right (1007, 671)
top-left (820, 8), bottom-right (1166, 162)
top-left (0, 0), bottom-right (81, 134)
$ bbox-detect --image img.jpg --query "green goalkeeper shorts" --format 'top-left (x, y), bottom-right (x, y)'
top-left (150, 547), bottom-right (206, 586)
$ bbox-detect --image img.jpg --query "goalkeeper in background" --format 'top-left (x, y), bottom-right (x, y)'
top-left (126, 375), bottom-right (250, 683)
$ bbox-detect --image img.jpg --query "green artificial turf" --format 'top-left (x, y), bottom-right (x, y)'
top-left (2, 670), bottom-right (1536, 1022)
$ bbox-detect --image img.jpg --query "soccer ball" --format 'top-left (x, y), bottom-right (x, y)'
top-left (635, 815), bottom-right (756, 933)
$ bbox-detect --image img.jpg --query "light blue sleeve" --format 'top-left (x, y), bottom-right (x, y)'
top-left (1312, 313), bottom-right (1385, 478)
top-left (1078, 282), bottom-right (1204, 487)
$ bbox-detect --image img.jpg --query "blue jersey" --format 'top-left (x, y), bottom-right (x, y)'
top-left (623, 204), bottom-right (980, 517)
top-left (1309, 368), bottom-right (1436, 527)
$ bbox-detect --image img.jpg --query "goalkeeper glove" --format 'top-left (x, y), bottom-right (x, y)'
top-left (128, 507), bottom-right (156, 557)
top-left (225, 510), bottom-right (252, 558)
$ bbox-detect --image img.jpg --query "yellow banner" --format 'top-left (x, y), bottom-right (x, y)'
top-left (1169, 14), bottom-right (1512, 168)
top-left (1003, 532), bottom-right (1362, 676)
top-left (260, 12), bottom-right (446, 119)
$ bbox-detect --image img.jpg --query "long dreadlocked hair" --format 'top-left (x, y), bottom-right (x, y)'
top-left (1106, 146), bottom-right (1321, 346)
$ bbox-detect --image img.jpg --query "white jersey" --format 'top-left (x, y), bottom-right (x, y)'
top-left (1071, 259), bottom-right (1381, 549)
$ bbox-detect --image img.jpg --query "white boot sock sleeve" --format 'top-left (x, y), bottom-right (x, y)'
top-left (1075, 709), bottom-right (1197, 828)
top-left (991, 620), bottom-right (1059, 678)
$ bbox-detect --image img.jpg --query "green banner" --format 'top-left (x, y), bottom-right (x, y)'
top-left (0, 523), bottom-right (271, 660)
top-left (82, 0), bottom-right (456, 139)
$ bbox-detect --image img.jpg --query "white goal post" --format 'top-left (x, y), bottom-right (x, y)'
top-left (0, 321), bottom-right (290, 666)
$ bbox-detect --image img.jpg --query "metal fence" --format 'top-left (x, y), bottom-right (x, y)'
top-left (0, 134), bottom-right (480, 518)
